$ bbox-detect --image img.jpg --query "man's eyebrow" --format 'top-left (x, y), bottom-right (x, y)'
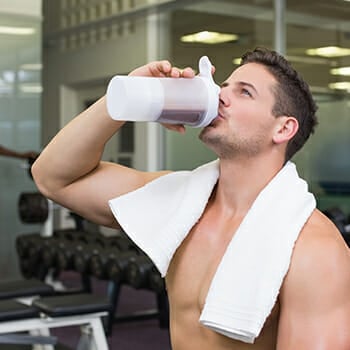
top-left (237, 81), bottom-right (258, 95)
top-left (220, 81), bottom-right (258, 95)
top-left (220, 81), bottom-right (229, 88)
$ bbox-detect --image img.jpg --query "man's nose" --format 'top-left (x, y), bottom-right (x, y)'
top-left (219, 88), bottom-right (229, 107)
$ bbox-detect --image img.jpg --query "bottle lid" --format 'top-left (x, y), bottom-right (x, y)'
top-left (194, 56), bottom-right (220, 128)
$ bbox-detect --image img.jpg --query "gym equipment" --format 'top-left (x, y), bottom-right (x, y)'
top-left (56, 233), bottom-right (92, 272)
top-left (16, 230), bottom-right (103, 269)
top-left (41, 234), bottom-right (62, 270)
top-left (323, 207), bottom-right (350, 246)
top-left (110, 279), bottom-right (169, 330)
top-left (0, 279), bottom-right (54, 301)
top-left (16, 233), bottom-right (49, 279)
top-left (40, 229), bottom-right (90, 271)
top-left (90, 239), bottom-right (140, 281)
top-left (0, 294), bottom-right (111, 349)
top-left (107, 249), bottom-right (141, 283)
top-left (18, 191), bottom-right (88, 238)
top-left (148, 265), bottom-right (166, 294)
top-left (15, 230), bottom-right (170, 333)
top-left (90, 246), bottom-right (123, 280)
top-left (18, 192), bottom-right (48, 223)
top-left (16, 232), bottom-right (42, 261)
top-left (108, 234), bottom-right (137, 252)
top-left (72, 234), bottom-right (130, 276)
top-left (126, 255), bottom-right (155, 289)
top-left (126, 255), bottom-right (165, 293)
top-left (73, 239), bottom-right (107, 275)
top-left (25, 155), bottom-right (39, 179)
top-left (0, 279), bottom-right (111, 349)
top-left (323, 207), bottom-right (350, 232)
top-left (323, 207), bottom-right (348, 233)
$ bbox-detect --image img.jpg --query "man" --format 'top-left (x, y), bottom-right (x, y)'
top-left (0, 145), bottom-right (38, 160)
top-left (32, 48), bottom-right (350, 349)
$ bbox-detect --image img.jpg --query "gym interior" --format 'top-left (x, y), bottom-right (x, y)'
top-left (0, 0), bottom-right (349, 348)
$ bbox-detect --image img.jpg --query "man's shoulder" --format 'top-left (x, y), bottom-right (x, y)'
top-left (281, 208), bottom-right (350, 300)
top-left (292, 208), bottom-right (350, 270)
top-left (298, 208), bottom-right (348, 253)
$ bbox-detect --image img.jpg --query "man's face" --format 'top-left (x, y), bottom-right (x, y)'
top-left (199, 62), bottom-right (279, 160)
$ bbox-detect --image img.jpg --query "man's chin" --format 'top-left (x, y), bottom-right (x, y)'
top-left (199, 126), bottom-right (216, 144)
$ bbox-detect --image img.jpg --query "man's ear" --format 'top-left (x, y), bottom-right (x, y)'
top-left (272, 116), bottom-right (299, 144)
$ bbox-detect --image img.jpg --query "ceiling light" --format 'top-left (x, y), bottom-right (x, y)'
top-left (328, 82), bottom-right (350, 91)
top-left (20, 84), bottom-right (43, 94)
top-left (306, 46), bottom-right (350, 58)
top-left (181, 31), bottom-right (238, 44)
top-left (20, 63), bottom-right (42, 71)
top-left (330, 66), bottom-right (350, 76)
top-left (232, 58), bottom-right (242, 65)
top-left (0, 26), bottom-right (35, 35)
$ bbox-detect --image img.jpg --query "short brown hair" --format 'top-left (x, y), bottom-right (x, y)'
top-left (240, 47), bottom-right (318, 161)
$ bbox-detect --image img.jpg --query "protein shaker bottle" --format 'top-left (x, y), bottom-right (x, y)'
top-left (106, 56), bottom-right (220, 127)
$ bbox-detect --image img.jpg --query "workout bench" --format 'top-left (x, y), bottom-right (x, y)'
top-left (0, 279), bottom-right (112, 349)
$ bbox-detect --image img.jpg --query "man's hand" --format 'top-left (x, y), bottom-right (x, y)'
top-left (129, 60), bottom-right (195, 79)
top-left (129, 60), bottom-right (196, 134)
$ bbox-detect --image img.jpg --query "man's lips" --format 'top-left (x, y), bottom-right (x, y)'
top-left (215, 113), bottom-right (225, 122)
top-left (208, 113), bottom-right (224, 127)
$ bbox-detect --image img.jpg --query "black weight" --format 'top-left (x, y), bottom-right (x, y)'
top-left (18, 192), bottom-right (48, 223)
top-left (90, 241), bottom-right (140, 280)
top-left (323, 207), bottom-right (348, 235)
top-left (148, 266), bottom-right (165, 293)
top-left (126, 254), bottom-right (155, 289)
top-left (26, 155), bottom-right (39, 179)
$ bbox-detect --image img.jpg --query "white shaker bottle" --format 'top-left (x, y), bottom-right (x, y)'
top-left (106, 56), bottom-right (220, 127)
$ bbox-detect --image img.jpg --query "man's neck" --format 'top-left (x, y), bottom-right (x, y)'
top-left (214, 156), bottom-right (284, 217)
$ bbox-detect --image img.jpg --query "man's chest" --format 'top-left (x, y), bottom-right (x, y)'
top-left (166, 210), bottom-right (243, 309)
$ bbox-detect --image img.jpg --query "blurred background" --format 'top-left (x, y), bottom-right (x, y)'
top-left (0, 1), bottom-right (349, 348)
top-left (0, 0), bottom-right (349, 279)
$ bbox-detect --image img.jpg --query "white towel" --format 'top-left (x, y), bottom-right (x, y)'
top-left (108, 160), bottom-right (316, 343)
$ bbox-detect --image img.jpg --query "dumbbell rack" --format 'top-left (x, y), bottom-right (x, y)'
top-left (16, 231), bottom-right (169, 336)
top-left (16, 194), bottom-right (170, 337)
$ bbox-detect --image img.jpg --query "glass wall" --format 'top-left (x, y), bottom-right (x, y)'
top-left (164, 0), bottom-right (350, 213)
top-left (285, 0), bottom-right (350, 212)
top-left (0, 12), bottom-right (42, 279)
top-left (165, 0), bottom-right (275, 170)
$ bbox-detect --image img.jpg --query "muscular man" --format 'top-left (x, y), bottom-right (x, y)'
top-left (32, 48), bottom-right (350, 349)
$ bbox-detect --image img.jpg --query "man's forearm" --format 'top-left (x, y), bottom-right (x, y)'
top-left (32, 96), bottom-right (125, 195)
top-left (0, 145), bottom-right (27, 159)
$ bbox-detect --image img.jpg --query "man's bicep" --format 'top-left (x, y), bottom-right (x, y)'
top-left (50, 161), bottom-right (169, 228)
top-left (277, 302), bottom-right (350, 349)
top-left (277, 233), bottom-right (350, 349)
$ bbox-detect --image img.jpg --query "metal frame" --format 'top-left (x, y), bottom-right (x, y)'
top-left (0, 311), bottom-right (109, 350)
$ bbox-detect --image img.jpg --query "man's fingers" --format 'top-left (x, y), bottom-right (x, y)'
top-left (181, 67), bottom-right (196, 78)
top-left (130, 60), bottom-right (196, 79)
top-left (149, 60), bottom-right (172, 76)
top-left (161, 123), bottom-right (186, 134)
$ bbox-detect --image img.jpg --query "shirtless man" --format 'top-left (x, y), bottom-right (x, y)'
top-left (32, 48), bottom-right (350, 349)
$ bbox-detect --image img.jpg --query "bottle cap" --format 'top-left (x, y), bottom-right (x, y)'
top-left (194, 56), bottom-right (220, 127)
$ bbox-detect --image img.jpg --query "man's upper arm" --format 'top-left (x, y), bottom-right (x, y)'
top-left (277, 214), bottom-right (350, 349)
top-left (44, 161), bottom-right (170, 228)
